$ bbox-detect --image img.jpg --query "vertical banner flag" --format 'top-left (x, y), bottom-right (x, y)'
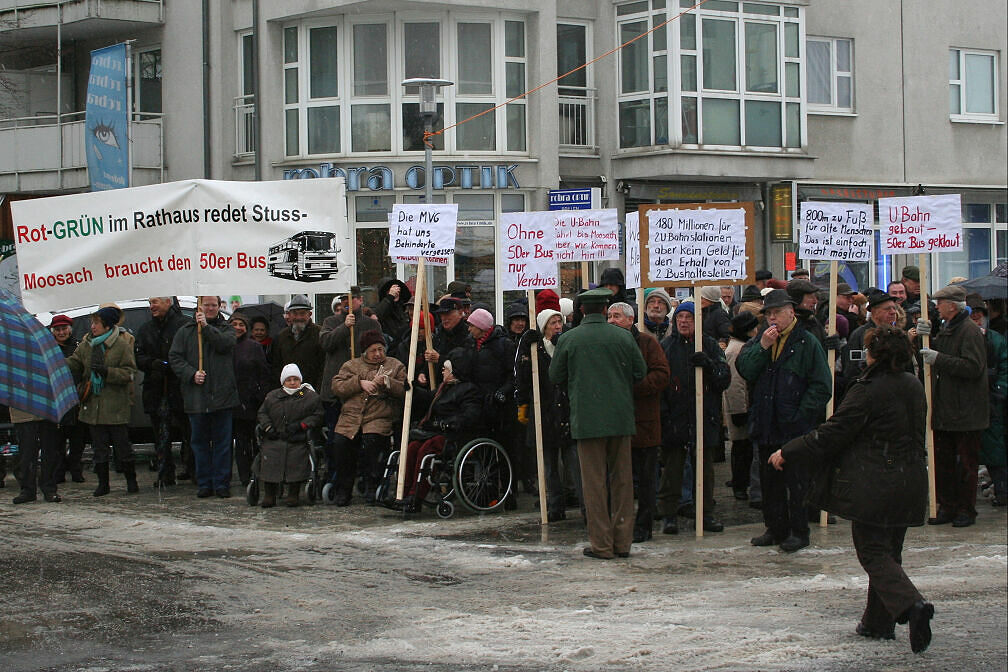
top-left (799, 202), bottom-right (873, 261)
top-left (86, 44), bottom-right (130, 191)
top-left (878, 194), bottom-right (963, 255)
top-left (553, 208), bottom-right (620, 262)
top-left (499, 211), bottom-right (559, 290)
top-left (625, 211), bottom-right (641, 289)
top-left (387, 203), bottom-right (458, 266)
top-left (647, 208), bottom-right (747, 282)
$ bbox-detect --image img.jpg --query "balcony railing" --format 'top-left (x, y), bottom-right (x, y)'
top-left (234, 95), bottom-right (255, 158)
top-left (559, 88), bottom-right (597, 151)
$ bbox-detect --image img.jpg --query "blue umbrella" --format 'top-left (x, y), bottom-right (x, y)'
top-left (0, 289), bottom-right (79, 422)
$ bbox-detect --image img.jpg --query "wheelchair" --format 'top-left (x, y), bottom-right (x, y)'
top-left (245, 426), bottom-right (328, 506)
top-left (375, 432), bottom-right (514, 519)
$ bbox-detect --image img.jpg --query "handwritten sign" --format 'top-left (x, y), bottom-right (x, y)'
top-left (625, 212), bottom-right (641, 289)
top-left (554, 208), bottom-right (619, 262)
top-left (799, 202), bottom-right (873, 261)
top-left (647, 208), bottom-right (747, 282)
top-left (499, 211), bottom-right (559, 290)
top-left (387, 203), bottom-right (458, 265)
top-left (879, 194), bottom-right (962, 255)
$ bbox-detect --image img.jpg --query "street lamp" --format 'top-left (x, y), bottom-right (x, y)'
top-left (401, 78), bottom-right (453, 205)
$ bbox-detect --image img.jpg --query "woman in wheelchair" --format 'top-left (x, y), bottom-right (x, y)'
top-left (256, 364), bottom-right (323, 507)
top-left (399, 350), bottom-right (483, 512)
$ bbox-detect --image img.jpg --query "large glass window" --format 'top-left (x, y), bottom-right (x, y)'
top-left (949, 48), bottom-right (999, 120)
top-left (807, 37), bottom-right (853, 112)
top-left (134, 48), bottom-right (162, 115)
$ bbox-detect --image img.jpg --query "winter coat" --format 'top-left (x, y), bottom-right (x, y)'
top-left (929, 309), bottom-right (989, 432)
top-left (319, 309), bottom-right (382, 403)
top-left (659, 329), bottom-right (731, 449)
top-left (411, 379), bottom-right (484, 446)
top-left (548, 313), bottom-right (646, 440)
top-left (723, 337), bottom-right (750, 441)
top-left (331, 355), bottom-right (407, 439)
top-left (632, 327), bottom-right (670, 448)
top-left (644, 316), bottom-right (671, 343)
top-left (374, 277), bottom-right (411, 338)
top-left (54, 335), bottom-right (81, 425)
top-left (980, 328), bottom-right (1008, 467)
top-left (134, 304), bottom-right (188, 415)
top-left (271, 322), bottom-right (325, 392)
top-left (515, 334), bottom-right (570, 449)
top-left (256, 386), bottom-right (323, 483)
top-left (169, 315), bottom-right (240, 415)
top-left (470, 325), bottom-right (516, 424)
top-left (781, 366), bottom-right (927, 528)
top-left (65, 327), bottom-right (137, 426)
top-left (433, 320), bottom-right (472, 362)
top-left (233, 334), bottom-right (270, 422)
top-left (702, 303), bottom-right (732, 344)
top-left (735, 319), bottom-right (833, 446)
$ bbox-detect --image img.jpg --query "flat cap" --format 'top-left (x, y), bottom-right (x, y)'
top-left (932, 285), bottom-right (967, 302)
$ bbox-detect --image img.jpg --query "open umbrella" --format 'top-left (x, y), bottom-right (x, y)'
top-left (233, 301), bottom-right (287, 335)
top-left (0, 289), bottom-right (79, 422)
top-left (954, 262), bottom-right (1008, 300)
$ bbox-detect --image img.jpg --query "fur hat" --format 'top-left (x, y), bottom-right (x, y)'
top-left (359, 330), bottom-right (385, 352)
top-left (559, 298), bottom-right (574, 318)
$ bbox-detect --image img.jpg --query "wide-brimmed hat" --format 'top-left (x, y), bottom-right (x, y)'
top-left (435, 297), bottom-right (464, 313)
top-left (760, 289), bottom-right (796, 313)
top-left (836, 283), bottom-right (857, 296)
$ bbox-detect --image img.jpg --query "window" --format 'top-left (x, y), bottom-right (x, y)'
top-left (133, 48), bottom-right (162, 116)
top-left (807, 37), bottom-right (853, 113)
top-left (950, 48), bottom-right (999, 121)
top-left (237, 34), bottom-right (256, 156)
top-left (934, 201), bottom-right (1007, 285)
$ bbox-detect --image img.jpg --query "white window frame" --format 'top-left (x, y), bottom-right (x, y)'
top-left (806, 36), bottom-right (854, 114)
top-left (949, 47), bottom-right (1000, 123)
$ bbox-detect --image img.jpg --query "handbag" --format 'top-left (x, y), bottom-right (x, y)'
top-left (77, 379), bottom-right (92, 404)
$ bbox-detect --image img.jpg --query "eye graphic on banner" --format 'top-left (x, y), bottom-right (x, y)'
top-left (85, 44), bottom-right (130, 192)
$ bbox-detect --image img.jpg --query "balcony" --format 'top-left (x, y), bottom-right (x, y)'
top-left (0, 0), bottom-right (163, 38)
top-left (234, 95), bottom-right (255, 159)
top-left (0, 111), bottom-right (164, 192)
top-left (559, 88), bottom-right (597, 153)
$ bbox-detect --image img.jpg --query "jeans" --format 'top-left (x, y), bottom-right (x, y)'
top-left (188, 409), bottom-right (233, 491)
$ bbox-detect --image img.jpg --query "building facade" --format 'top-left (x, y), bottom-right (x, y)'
top-left (1, 0), bottom-right (1005, 317)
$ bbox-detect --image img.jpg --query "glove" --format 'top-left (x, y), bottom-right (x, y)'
top-left (517, 404), bottom-right (529, 425)
top-left (527, 329), bottom-right (543, 344)
top-left (919, 348), bottom-right (938, 365)
top-left (823, 335), bottom-right (841, 351)
top-left (286, 421), bottom-right (305, 436)
top-left (689, 351), bottom-right (712, 369)
top-left (91, 363), bottom-right (108, 378)
top-left (403, 379), bottom-right (411, 391)
top-left (730, 412), bottom-right (748, 428)
top-left (494, 389), bottom-right (508, 405)
top-left (915, 319), bottom-right (931, 337)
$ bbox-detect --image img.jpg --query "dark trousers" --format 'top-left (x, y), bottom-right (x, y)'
top-left (150, 409), bottom-right (190, 479)
top-left (539, 432), bottom-right (581, 515)
top-left (851, 522), bottom-right (923, 631)
top-left (632, 445), bottom-right (659, 532)
top-left (730, 438), bottom-right (753, 491)
top-left (322, 401), bottom-right (342, 481)
top-left (15, 420), bottom-right (62, 496)
top-left (758, 442), bottom-right (809, 540)
top-left (934, 429), bottom-right (982, 518)
top-left (333, 432), bottom-right (388, 501)
top-left (657, 439), bottom-right (714, 519)
top-left (232, 417), bottom-right (258, 486)
top-left (57, 421), bottom-right (87, 477)
top-left (578, 436), bottom-right (634, 558)
top-left (89, 424), bottom-right (134, 466)
top-left (188, 409), bottom-right (233, 491)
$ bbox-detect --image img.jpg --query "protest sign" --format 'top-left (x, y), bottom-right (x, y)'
top-left (553, 208), bottom-right (619, 262)
top-left (86, 44), bottom-right (130, 191)
top-left (499, 211), bottom-right (558, 291)
top-left (646, 208), bottom-right (747, 283)
top-left (799, 202), bottom-right (873, 261)
top-left (387, 203), bottom-right (458, 266)
top-left (625, 211), bottom-right (641, 290)
top-left (879, 194), bottom-right (962, 255)
top-left (11, 178), bottom-right (352, 313)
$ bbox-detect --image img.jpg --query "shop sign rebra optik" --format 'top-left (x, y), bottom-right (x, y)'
top-left (283, 163), bottom-right (521, 191)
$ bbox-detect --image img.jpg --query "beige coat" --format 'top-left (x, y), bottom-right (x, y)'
top-left (332, 355), bottom-right (407, 440)
top-left (65, 327), bottom-right (137, 426)
top-left (722, 337), bottom-right (750, 441)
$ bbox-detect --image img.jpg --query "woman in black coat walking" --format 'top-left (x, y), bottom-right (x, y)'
top-left (770, 325), bottom-right (934, 654)
top-left (231, 313), bottom-right (270, 485)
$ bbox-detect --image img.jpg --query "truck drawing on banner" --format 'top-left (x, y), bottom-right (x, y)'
top-left (267, 231), bottom-right (340, 282)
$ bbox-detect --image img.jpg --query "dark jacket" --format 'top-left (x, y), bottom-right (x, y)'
top-left (233, 334), bottom-right (270, 422)
top-left (929, 309), bottom-right (989, 432)
top-left (169, 315), bottom-right (240, 415)
top-left (319, 309), bottom-right (382, 403)
top-left (271, 322), bottom-right (325, 392)
top-left (256, 386), bottom-right (323, 483)
top-left (135, 303), bottom-right (188, 414)
top-left (374, 277), bottom-right (411, 338)
top-left (702, 303), bottom-right (732, 344)
top-left (470, 325), bottom-right (515, 423)
top-left (735, 319), bottom-right (833, 446)
top-left (412, 379), bottom-right (484, 446)
top-left (781, 366), bottom-right (927, 527)
top-left (632, 327), bottom-right (671, 448)
top-left (434, 320), bottom-right (472, 362)
top-left (796, 306), bottom-right (826, 346)
top-left (505, 302), bottom-right (529, 347)
top-left (659, 329), bottom-right (730, 449)
top-left (980, 328), bottom-right (1007, 467)
top-left (515, 335), bottom-right (570, 448)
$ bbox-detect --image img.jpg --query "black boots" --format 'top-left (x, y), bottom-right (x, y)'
top-left (13, 490), bottom-right (36, 504)
top-left (284, 482), bottom-right (302, 507)
top-left (124, 463), bottom-right (139, 494)
top-left (906, 601), bottom-right (935, 654)
top-left (93, 463), bottom-right (110, 497)
top-left (261, 482), bottom-right (278, 508)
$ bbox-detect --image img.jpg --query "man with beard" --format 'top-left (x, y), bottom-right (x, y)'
top-left (643, 288), bottom-right (674, 342)
top-left (48, 314), bottom-right (87, 483)
top-left (271, 294), bottom-right (325, 391)
top-left (135, 297), bottom-right (192, 485)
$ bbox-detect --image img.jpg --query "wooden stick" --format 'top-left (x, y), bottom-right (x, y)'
top-left (349, 323), bottom-right (355, 359)
top-left (820, 261), bottom-right (839, 528)
top-left (581, 261), bottom-right (589, 291)
top-left (396, 259), bottom-right (426, 502)
top-left (919, 254), bottom-right (938, 519)
top-left (694, 287), bottom-right (704, 538)
top-left (197, 322), bottom-right (204, 372)
top-left (420, 291), bottom-right (437, 387)
top-left (636, 289), bottom-right (645, 331)
top-left (528, 290), bottom-right (548, 525)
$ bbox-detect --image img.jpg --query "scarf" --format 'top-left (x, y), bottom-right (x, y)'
top-left (89, 328), bottom-right (115, 396)
top-left (283, 382), bottom-right (316, 396)
top-left (771, 318), bottom-right (798, 361)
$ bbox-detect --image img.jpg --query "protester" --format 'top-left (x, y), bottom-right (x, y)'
top-left (791, 268), bottom-right (810, 280)
top-left (169, 295), bottom-right (239, 498)
top-left (968, 296), bottom-right (1008, 506)
top-left (549, 288), bottom-right (646, 559)
top-left (48, 314), bottom-right (87, 484)
top-left (571, 269), bottom-right (628, 327)
top-left (504, 302), bottom-right (529, 346)
top-left (135, 297), bottom-right (191, 486)
top-left (642, 288), bottom-right (674, 342)
top-left (249, 316), bottom-right (273, 356)
top-left (426, 297), bottom-right (471, 366)
top-left (9, 407), bottom-right (62, 503)
top-left (698, 286), bottom-right (732, 346)
top-left (271, 294), bottom-right (324, 390)
top-left (770, 325), bottom-right (934, 654)
top-left (737, 285), bottom-right (763, 317)
top-left (394, 310), bottom-right (436, 386)
top-left (736, 289), bottom-right (832, 552)
top-left (230, 312), bottom-right (270, 486)
top-left (842, 292), bottom-right (900, 390)
top-left (754, 270), bottom-right (773, 291)
top-left (917, 285), bottom-right (988, 527)
top-left (607, 302), bottom-right (670, 543)
top-left (831, 283), bottom-right (862, 330)
top-left (887, 281), bottom-right (907, 306)
top-left (66, 306), bottom-right (140, 497)
top-left (330, 330), bottom-right (407, 505)
top-left (656, 301), bottom-right (729, 534)
top-left (256, 364), bottom-right (324, 508)
top-left (724, 311), bottom-right (758, 500)
top-left (721, 285), bottom-right (738, 315)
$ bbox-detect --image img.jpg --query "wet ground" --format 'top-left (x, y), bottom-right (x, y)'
top-left (1, 461), bottom-right (1005, 671)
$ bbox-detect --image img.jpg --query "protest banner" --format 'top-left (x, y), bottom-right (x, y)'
top-left (86, 44), bottom-right (130, 191)
top-left (554, 208), bottom-right (619, 290)
top-left (625, 211), bottom-right (644, 328)
top-left (388, 203), bottom-right (458, 265)
top-left (11, 178), bottom-right (352, 313)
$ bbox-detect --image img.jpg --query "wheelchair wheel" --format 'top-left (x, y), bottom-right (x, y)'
top-left (436, 500), bottom-right (455, 519)
top-left (303, 480), bottom-right (317, 505)
top-left (452, 438), bottom-right (513, 513)
top-left (321, 482), bottom-right (338, 505)
top-left (246, 480), bottom-right (259, 507)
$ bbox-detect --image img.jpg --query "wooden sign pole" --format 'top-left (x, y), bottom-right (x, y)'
top-left (349, 324), bottom-right (355, 359)
top-left (820, 260), bottom-right (839, 528)
top-left (527, 291), bottom-right (549, 524)
top-left (420, 292), bottom-right (437, 387)
top-left (396, 258), bottom-right (427, 502)
top-left (694, 287), bottom-right (705, 538)
top-left (919, 254), bottom-right (937, 519)
top-left (197, 322), bottom-right (204, 371)
top-left (636, 290), bottom-right (645, 331)
top-left (581, 261), bottom-right (589, 291)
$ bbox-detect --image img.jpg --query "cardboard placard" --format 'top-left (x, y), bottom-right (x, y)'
top-left (799, 202), bottom-right (873, 261)
top-left (499, 211), bottom-right (559, 291)
top-left (625, 211), bottom-right (641, 290)
top-left (554, 208), bottom-right (620, 262)
top-left (879, 194), bottom-right (962, 255)
top-left (646, 208), bottom-right (747, 283)
top-left (388, 203), bottom-right (458, 264)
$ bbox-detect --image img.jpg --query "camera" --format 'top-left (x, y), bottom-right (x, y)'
top-left (849, 349), bottom-right (865, 361)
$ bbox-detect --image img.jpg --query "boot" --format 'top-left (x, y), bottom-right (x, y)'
top-left (284, 482), bottom-right (302, 507)
top-left (13, 490), bottom-right (36, 504)
top-left (123, 462), bottom-right (139, 494)
top-left (70, 471), bottom-right (86, 483)
top-left (260, 482), bottom-right (277, 508)
top-left (93, 463), bottom-right (110, 497)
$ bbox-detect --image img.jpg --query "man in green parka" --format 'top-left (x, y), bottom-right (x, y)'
top-left (550, 288), bottom-right (646, 559)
